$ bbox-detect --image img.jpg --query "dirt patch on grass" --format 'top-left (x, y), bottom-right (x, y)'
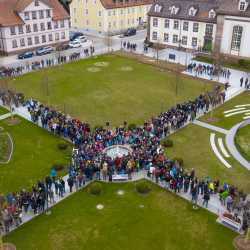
top-left (4, 117), bottom-right (20, 126)
top-left (94, 62), bottom-right (109, 67)
top-left (120, 66), bottom-right (133, 71)
top-left (205, 117), bottom-right (219, 123)
top-left (87, 67), bottom-right (101, 73)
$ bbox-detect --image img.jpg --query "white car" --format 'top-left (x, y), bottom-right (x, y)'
top-left (69, 40), bottom-right (82, 48)
top-left (75, 36), bottom-right (87, 43)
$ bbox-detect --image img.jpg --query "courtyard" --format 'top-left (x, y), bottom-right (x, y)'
top-left (6, 54), bottom-right (213, 126)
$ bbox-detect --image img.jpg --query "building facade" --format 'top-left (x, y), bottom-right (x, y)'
top-left (70, 0), bottom-right (153, 34)
top-left (148, 0), bottom-right (250, 58)
top-left (0, 0), bottom-right (70, 55)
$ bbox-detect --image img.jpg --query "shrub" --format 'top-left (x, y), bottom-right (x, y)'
top-left (238, 59), bottom-right (246, 67)
top-left (161, 138), bottom-right (173, 148)
top-left (173, 157), bottom-right (184, 167)
top-left (136, 181), bottom-right (151, 194)
top-left (89, 182), bottom-right (102, 195)
top-left (57, 143), bottom-right (68, 150)
top-left (53, 164), bottom-right (65, 171)
top-left (128, 123), bottom-right (137, 130)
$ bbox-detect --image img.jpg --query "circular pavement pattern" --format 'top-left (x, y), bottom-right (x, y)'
top-left (87, 67), bottom-right (101, 73)
top-left (94, 62), bottom-right (109, 67)
top-left (120, 66), bottom-right (133, 72)
top-left (96, 204), bottom-right (104, 210)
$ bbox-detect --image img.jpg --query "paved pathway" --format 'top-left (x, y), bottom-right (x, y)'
top-left (225, 119), bottom-right (250, 170)
top-left (0, 113), bottom-right (12, 121)
top-left (193, 120), bottom-right (229, 134)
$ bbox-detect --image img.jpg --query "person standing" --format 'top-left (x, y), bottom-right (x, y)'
top-left (240, 77), bottom-right (244, 87)
top-left (203, 192), bottom-right (210, 208)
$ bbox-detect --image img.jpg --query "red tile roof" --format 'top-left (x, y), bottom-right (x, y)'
top-left (0, 0), bottom-right (69, 27)
top-left (100, 0), bottom-right (153, 10)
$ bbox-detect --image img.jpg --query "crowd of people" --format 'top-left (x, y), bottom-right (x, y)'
top-left (187, 62), bottom-right (231, 80)
top-left (1, 83), bottom-right (242, 234)
top-left (240, 77), bottom-right (250, 89)
top-left (0, 46), bottom-right (95, 79)
top-left (122, 42), bottom-right (137, 52)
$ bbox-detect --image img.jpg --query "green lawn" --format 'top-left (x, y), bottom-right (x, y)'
top-left (0, 106), bottom-right (9, 115)
top-left (4, 181), bottom-right (236, 250)
top-left (0, 116), bottom-right (72, 193)
top-left (6, 54), bottom-right (213, 126)
top-left (200, 92), bottom-right (250, 129)
top-left (166, 124), bottom-right (250, 192)
top-left (235, 124), bottom-right (250, 162)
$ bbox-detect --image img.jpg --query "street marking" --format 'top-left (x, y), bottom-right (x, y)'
top-left (235, 104), bottom-right (250, 108)
top-left (224, 109), bottom-right (250, 117)
top-left (210, 133), bottom-right (231, 168)
top-left (224, 107), bottom-right (246, 114)
top-left (218, 138), bottom-right (230, 158)
top-left (243, 116), bottom-right (250, 120)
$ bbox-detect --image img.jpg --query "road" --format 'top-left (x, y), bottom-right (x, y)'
top-left (0, 29), bottom-right (147, 68)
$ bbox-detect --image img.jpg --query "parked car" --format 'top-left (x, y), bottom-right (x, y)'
top-left (124, 28), bottom-right (136, 37)
top-left (70, 32), bottom-right (84, 41)
top-left (18, 51), bottom-right (34, 59)
top-left (69, 40), bottom-right (82, 48)
top-left (74, 35), bottom-right (87, 43)
top-left (36, 46), bottom-right (53, 56)
top-left (56, 43), bottom-right (70, 51)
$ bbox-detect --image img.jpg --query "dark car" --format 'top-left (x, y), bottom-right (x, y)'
top-left (70, 32), bottom-right (84, 41)
top-left (18, 51), bottom-right (34, 59)
top-left (124, 28), bottom-right (136, 37)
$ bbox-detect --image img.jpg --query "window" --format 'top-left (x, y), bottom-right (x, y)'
top-left (193, 22), bottom-right (199, 32)
top-left (189, 7), bottom-right (197, 16)
top-left (192, 37), bottom-right (197, 47)
top-left (170, 6), bottom-right (179, 15)
top-left (183, 21), bottom-right (189, 31)
top-left (54, 21), bottom-right (58, 29)
top-left (10, 27), bottom-right (16, 35)
top-left (231, 25), bottom-right (243, 51)
top-left (55, 33), bottom-right (59, 41)
top-left (33, 23), bottom-right (38, 32)
top-left (26, 25), bottom-right (31, 33)
top-left (127, 19), bottom-right (129, 25)
top-left (99, 22), bottom-right (102, 27)
top-left (113, 10), bottom-right (116, 15)
top-left (12, 40), bottom-right (17, 48)
top-left (85, 9), bottom-right (88, 14)
top-left (164, 19), bottom-right (169, 28)
top-left (152, 31), bottom-right (157, 40)
top-left (24, 12), bottom-right (30, 20)
top-left (61, 32), bottom-right (66, 39)
top-left (209, 9), bottom-right (216, 18)
top-left (40, 23), bottom-right (45, 31)
top-left (86, 20), bottom-right (89, 25)
top-left (127, 8), bottom-right (130, 14)
top-left (39, 10), bottom-right (44, 19)
top-left (60, 20), bottom-right (65, 28)
top-left (153, 18), bottom-right (158, 27)
top-left (113, 21), bottom-right (116, 27)
top-left (239, 1), bottom-right (246, 11)
top-left (42, 35), bottom-right (46, 43)
top-left (108, 10), bottom-right (111, 16)
top-left (46, 10), bottom-right (51, 18)
top-left (32, 11), bottom-right (37, 19)
top-left (34, 36), bottom-right (39, 44)
top-left (205, 24), bottom-right (213, 36)
top-left (49, 34), bottom-right (53, 41)
top-left (47, 22), bottom-right (52, 30)
top-left (108, 22), bottom-right (111, 28)
top-left (172, 34), bottom-right (178, 43)
top-left (27, 37), bottom-right (32, 46)
top-left (98, 11), bottom-right (101, 16)
top-left (154, 4), bottom-right (162, 12)
top-left (164, 33), bottom-right (169, 42)
top-left (20, 38), bottom-right (25, 47)
top-left (18, 25), bottom-right (23, 34)
top-left (120, 9), bottom-right (123, 14)
top-left (182, 36), bottom-right (187, 45)
top-left (174, 20), bottom-right (179, 30)
top-left (35, 0), bottom-right (39, 6)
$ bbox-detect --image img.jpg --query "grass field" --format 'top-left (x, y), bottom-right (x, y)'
top-left (200, 91), bottom-right (250, 129)
top-left (166, 124), bottom-right (250, 192)
top-left (0, 116), bottom-right (72, 193)
top-left (4, 181), bottom-right (236, 250)
top-left (6, 54), bottom-right (213, 126)
top-left (0, 106), bottom-right (9, 115)
top-left (235, 124), bottom-right (250, 162)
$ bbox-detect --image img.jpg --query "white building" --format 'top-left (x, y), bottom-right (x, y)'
top-left (148, 0), bottom-right (250, 58)
top-left (0, 0), bottom-right (70, 55)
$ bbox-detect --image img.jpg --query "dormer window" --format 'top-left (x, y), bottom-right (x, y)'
top-left (189, 7), bottom-right (197, 16)
top-left (209, 9), bottom-right (216, 18)
top-left (35, 0), bottom-right (39, 6)
top-left (154, 4), bottom-right (162, 13)
top-left (239, 0), bottom-right (247, 11)
top-left (170, 5), bottom-right (179, 15)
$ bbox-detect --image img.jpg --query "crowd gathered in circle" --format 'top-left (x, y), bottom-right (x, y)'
top-left (0, 83), bottom-right (249, 234)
